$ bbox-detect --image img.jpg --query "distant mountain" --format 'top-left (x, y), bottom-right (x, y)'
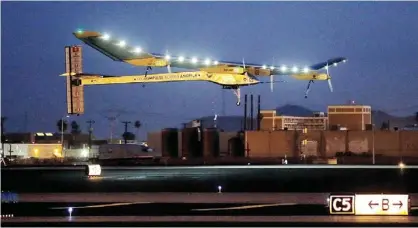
top-left (372, 110), bottom-right (415, 129)
top-left (276, 104), bottom-right (317, 117)
top-left (185, 105), bottom-right (416, 131)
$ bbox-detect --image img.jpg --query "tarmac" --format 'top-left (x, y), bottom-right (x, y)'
top-left (17, 192), bottom-right (418, 205)
top-left (2, 215), bottom-right (418, 226)
top-left (3, 165), bottom-right (418, 193)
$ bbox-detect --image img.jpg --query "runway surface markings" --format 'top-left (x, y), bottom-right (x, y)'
top-left (50, 202), bottom-right (151, 210)
top-left (192, 203), bottom-right (299, 211)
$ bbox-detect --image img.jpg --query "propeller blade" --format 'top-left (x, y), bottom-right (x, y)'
top-left (328, 78), bottom-right (333, 92)
top-left (165, 50), bottom-right (171, 73)
top-left (325, 64), bottom-right (333, 92)
top-left (270, 57), bottom-right (275, 92)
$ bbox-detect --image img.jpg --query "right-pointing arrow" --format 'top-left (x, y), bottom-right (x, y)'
top-left (368, 200), bottom-right (379, 209)
top-left (392, 201), bottom-right (403, 209)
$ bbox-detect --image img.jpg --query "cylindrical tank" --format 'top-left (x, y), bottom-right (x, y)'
top-left (161, 128), bottom-right (179, 158)
top-left (228, 136), bottom-right (245, 157)
top-left (203, 128), bottom-right (220, 157)
top-left (181, 127), bottom-right (203, 158)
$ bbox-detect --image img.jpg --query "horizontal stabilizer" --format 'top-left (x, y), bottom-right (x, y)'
top-left (309, 57), bottom-right (347, 70)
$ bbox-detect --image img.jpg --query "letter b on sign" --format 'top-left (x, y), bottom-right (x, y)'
top-left (329, 195), bottom-right (355, 215)
top-left (382, 198), bottom-right (389, 211)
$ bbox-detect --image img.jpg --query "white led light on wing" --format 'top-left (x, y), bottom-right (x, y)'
top-left (165, 55), bottom-right (171, 60)
top-left (292, 66), bottom-right (298, 73)
top-left (270, 66), bottom-right (275, 70)
top-left (204, 59), bottom-right (211, 65)
top-left (133, 47), bottom-right (142, 54)
top-left (303, 67), bottom-right (309, 73)
top-left (191, 57), bottom-right (198, 64)
top-left (178, 56), bottom-right (185, 62)
top-left (280, 65), bottom-right (287, 72)
top-left (118, 40), bottom-right (126, 47)
top-left (101, 33), bottom-right (110, 40)
top-left (213, 60), bottom-right (219, 65)
top-left (262, 65), bottom-right (267, 69)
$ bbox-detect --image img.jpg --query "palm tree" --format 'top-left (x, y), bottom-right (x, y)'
top-left (71, 121), bottom-right (81, 135)
top-left (70, 121), bottom-right (81, 148)
top-left (134, 120), bottom-right (141, 142)
top-left (57, 119), bottom-right (68, 133)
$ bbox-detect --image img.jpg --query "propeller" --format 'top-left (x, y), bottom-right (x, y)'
top-left (270, 57), bottom-right (275, 92)
top-left (325, 64), bottom-right (333, 92)
top-left (243, 58), bottom-right (250, 86)
top-left (165, 50), bottom-right (172, 73)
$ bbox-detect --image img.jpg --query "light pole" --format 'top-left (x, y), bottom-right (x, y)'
top-left (61, 115), bottom-right (70, 156)
top-left (372, 124), bottom-right (375, 165)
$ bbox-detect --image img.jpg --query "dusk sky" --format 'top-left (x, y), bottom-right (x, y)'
top-left (2, 1), bottom-right (418, 140)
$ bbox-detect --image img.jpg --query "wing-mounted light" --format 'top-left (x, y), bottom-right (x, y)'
top-left (164, 50), bottom-right (172, 73)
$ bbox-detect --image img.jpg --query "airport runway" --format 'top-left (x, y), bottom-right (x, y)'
top-left (2, 215), bottom-right (418, 226)
top-left (2, 165), bottom-right (418, 193)
top-left (15, 192), bottom-right (418, 205)
top-left (17, 192), bottom-right (330, 204)
top-left (3, 193), bottom-right (418, 226)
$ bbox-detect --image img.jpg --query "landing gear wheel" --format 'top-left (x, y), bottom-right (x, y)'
top-left (236, 101), bottom-right (240, 106)
top-left (304, 95), bottom-right (308, 99)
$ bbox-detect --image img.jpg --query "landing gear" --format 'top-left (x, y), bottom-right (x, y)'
top-left (222, 86), bottom-right (241, 105)
top-left (144, 66), bottom-right (152, 77)
top-left (304, 80), bottom-right (313, 98)
top-left (233, 87), bottom-right (241, 106)
top-left (143, 66), bottom-right (152, 88)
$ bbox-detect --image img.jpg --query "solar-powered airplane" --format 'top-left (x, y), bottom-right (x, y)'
top-left (66, 30), bottom-right (347, 106)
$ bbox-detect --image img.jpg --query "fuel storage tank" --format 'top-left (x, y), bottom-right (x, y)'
top-left (203, 128), bottom-right (220, 157)
top-left (181, 127), bottom-right (202, 158)
top-left (228, 132), bottom-right (245, 157)
top-left (161, 128), bottom-right (179, 158)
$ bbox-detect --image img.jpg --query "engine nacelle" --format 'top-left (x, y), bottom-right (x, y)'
top-left (292, 73), bottom-right (329, 81)
top-left (200, 66), bottom-right (244, 74)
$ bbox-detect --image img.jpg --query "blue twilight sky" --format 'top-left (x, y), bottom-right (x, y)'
top-left (1, 1), bottom-right (418, 139)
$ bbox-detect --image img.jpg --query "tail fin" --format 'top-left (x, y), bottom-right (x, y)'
top-left (64, 45), bottom-right (85, 115)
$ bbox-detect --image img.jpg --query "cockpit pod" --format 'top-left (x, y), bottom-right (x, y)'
top-left (85, 164), bottom-right (102, 177)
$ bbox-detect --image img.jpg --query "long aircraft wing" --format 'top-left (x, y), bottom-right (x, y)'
top-left (73, 30), bottom-right (347, 75)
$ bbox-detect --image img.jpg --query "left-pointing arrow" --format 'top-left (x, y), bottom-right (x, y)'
top-left (368, 200), bottom-right (379, 209)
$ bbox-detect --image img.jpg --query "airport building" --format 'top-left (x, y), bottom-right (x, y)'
top-left (260, 110), bottom-right (328, 131)
top-left (1, 143), bottom-right (62, 159)
top-left (327, 105), bottom-right (372, 130)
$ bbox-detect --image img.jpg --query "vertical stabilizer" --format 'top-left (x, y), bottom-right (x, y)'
top-left (65, 45), bottom-right (85, 115)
